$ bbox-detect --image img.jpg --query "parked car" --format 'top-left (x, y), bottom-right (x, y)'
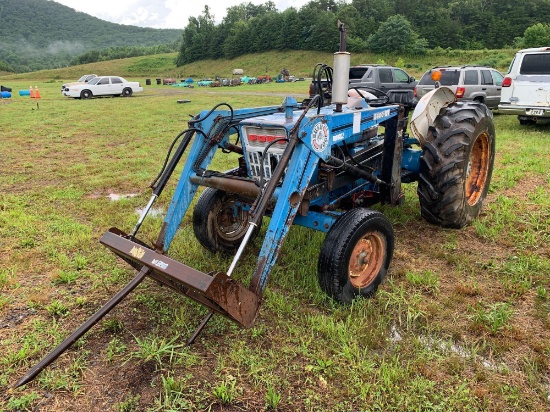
top-left (61, 74), bottom-right (97, 92)
top-left (348, 65), bottom-right (417, 107)
top-left (62, 76), bottom-right (143, 99)
top-left (498, 47), bottom-right (550, 125)
top-left (415, 66), bottom-right (504, 109)
top-left (309, 64), bottom-right (417, 108)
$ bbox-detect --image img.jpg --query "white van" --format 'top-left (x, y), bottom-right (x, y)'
top-left (498, 47), bottom-right (550, 125)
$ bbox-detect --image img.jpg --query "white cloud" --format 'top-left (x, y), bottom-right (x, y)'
top-left (52, 0), bottom-right (313, 29)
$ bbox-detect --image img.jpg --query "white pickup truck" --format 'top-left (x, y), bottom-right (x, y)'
top-left (498, 47), bottom-right (550, 125)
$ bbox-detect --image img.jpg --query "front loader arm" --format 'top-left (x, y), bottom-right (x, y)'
top-left (249, 141), bottom-right (320, 295)
top-left (158, 106), bottom-right (280, 251)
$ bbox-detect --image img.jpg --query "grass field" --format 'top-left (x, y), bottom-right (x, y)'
top-left (0, 47), bottom-right (515, 82)
top-left (0, 78), bottom-right (549, 411)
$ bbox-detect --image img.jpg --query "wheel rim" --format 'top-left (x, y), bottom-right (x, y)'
top-left (348, 232), bottom-right (385, 288)
top-left (214, 199), bottom-right (249, 243)
top-left (465, 131), bottom-right (491, 206)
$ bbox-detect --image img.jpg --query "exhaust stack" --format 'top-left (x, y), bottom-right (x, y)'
top-left (332, 21), bottom-right (350, 111)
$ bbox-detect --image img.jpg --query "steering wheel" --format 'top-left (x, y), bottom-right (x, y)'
top-left (350, 87), bottom-right (390, 106)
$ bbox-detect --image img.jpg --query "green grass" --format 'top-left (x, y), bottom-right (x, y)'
top-left (0, 47), bottom-right (516, 83)
top-left (0, 62), bottom-right (549, 411)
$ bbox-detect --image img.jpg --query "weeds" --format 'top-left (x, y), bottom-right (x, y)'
top-left (51, 269), bottom-right (79, 285)
top-left (102, 318), bottom-right (124, 333)
top-left (106, 337), bottom-right (127, 362)
top-left (470, 302), bottom-right (514, 335)
top-left (115, 394), bottom-right (141, 412)
top-left (212, 378), bottom-right (237, 405)
top-left (130, 335), bottom-right (185, 368)
top-left (7, 392), bottom-right (40, 411)
top-left (265, 385), bottom-right (282, 409)
top-left (45, 299), bottom-right (70, 318)
top-left (0, 267), bottom-right (16, 290)
top-left (151, 374), bottom-right (195, 411)
top-left (37, 351), bottom-right (88, 393)
top-left (405, 269), bottom-right (440, 294)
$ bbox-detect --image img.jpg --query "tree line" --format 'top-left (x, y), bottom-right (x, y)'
top-left (176, 0), bottom-right (550, 66)
top-left (69, 44), bottom-right (180, 66)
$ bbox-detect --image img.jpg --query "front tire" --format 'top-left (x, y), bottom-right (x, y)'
top-left (80, 90), bottom-right (92, 99)
top-left (417, 101), bottom-right (495, 228)
top-left (122, 88), bottom-right (133, 97)
top-left (193, 188), bottom-right (259, 253)
top-left (318, 209), bottom-right (394, 304)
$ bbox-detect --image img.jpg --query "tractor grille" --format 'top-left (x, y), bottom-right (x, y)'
top-left (242, 127), bottom-right (288, 183)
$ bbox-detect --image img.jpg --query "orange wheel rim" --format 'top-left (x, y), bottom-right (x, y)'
top-left (466, 132), bottom-right (491, 206)
top-left (348, 232), bottom-right (385, 288)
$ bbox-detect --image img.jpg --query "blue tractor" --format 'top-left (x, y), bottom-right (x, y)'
top-left (15, 24), bottom-right (495, 387)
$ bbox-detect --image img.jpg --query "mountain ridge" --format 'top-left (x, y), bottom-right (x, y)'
top-left (0, 0), bottom-right (181, 72)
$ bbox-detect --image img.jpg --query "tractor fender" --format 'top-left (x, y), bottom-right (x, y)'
top-left (410, 86), bottom-right (456, 146)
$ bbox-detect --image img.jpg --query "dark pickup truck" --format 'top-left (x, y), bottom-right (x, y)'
top-left (310, 64), bottom-right (418, 107)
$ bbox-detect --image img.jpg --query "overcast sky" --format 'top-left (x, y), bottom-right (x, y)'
top-left (52, 0), bottom-right (312, 29)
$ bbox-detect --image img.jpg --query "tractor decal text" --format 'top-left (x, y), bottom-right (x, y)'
top-left (311, 122), bottom-right (329, 153)
top-left (152, 259), bottom-right (169, 270)
top-left (333, 132), bottom-right (345, 142)
top-left (373, 109), bottom-right (391, 121)
top-left (129, 246), bottom-right (145, 259)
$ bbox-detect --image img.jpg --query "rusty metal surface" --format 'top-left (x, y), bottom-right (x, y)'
top-left (189, 175), bottom-right (261, 198)
top-left (348, 233), bottom-right (384, 288)
top-left (101, 229), bottom-right (213, 291)
top-left (100, 228), bottom-right (261, 327)
top-left (205, 272), bottom-right (261, 328)
top-left (465, 131), bottom-right (491, 206)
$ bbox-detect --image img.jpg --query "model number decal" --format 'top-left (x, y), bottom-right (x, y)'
top-left (333, 132), bottom-right (345, 142)
top-left (373, 109), bottom-right (391, 121)
top-left (152, 259), bottom-right (168, 270)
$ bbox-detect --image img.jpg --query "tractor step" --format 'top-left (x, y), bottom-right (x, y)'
top-left (100, 228), bottom-right (261, 328)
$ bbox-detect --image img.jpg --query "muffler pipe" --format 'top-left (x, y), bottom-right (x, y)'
top-left (332, 21), bottom-right (350, 112)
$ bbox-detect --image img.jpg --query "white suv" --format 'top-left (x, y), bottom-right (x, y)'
top-left (498, 47), bottom-right (550, 125)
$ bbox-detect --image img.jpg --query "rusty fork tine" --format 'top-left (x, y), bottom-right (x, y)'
top-left (13, 267), bottom-right (151, 389)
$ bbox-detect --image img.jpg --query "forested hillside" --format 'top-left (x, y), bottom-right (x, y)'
top-left (2, 0), bottom-right (549, 74)
top-left (177, 0), bottom-right (550, 65)
top-left (0, 0), bottom-right (181, 73)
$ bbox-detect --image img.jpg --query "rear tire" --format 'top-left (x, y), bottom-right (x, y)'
top-left (122, 88), bottom-right (133, 97)
top-left (193, 188), bottom-right (259, 253)
top-left (417, 101), bottom-right (495, 228)
top-left (518, 117), bottom-right (536, 126)
top-left (318, 208), bottom-right (394, 304)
